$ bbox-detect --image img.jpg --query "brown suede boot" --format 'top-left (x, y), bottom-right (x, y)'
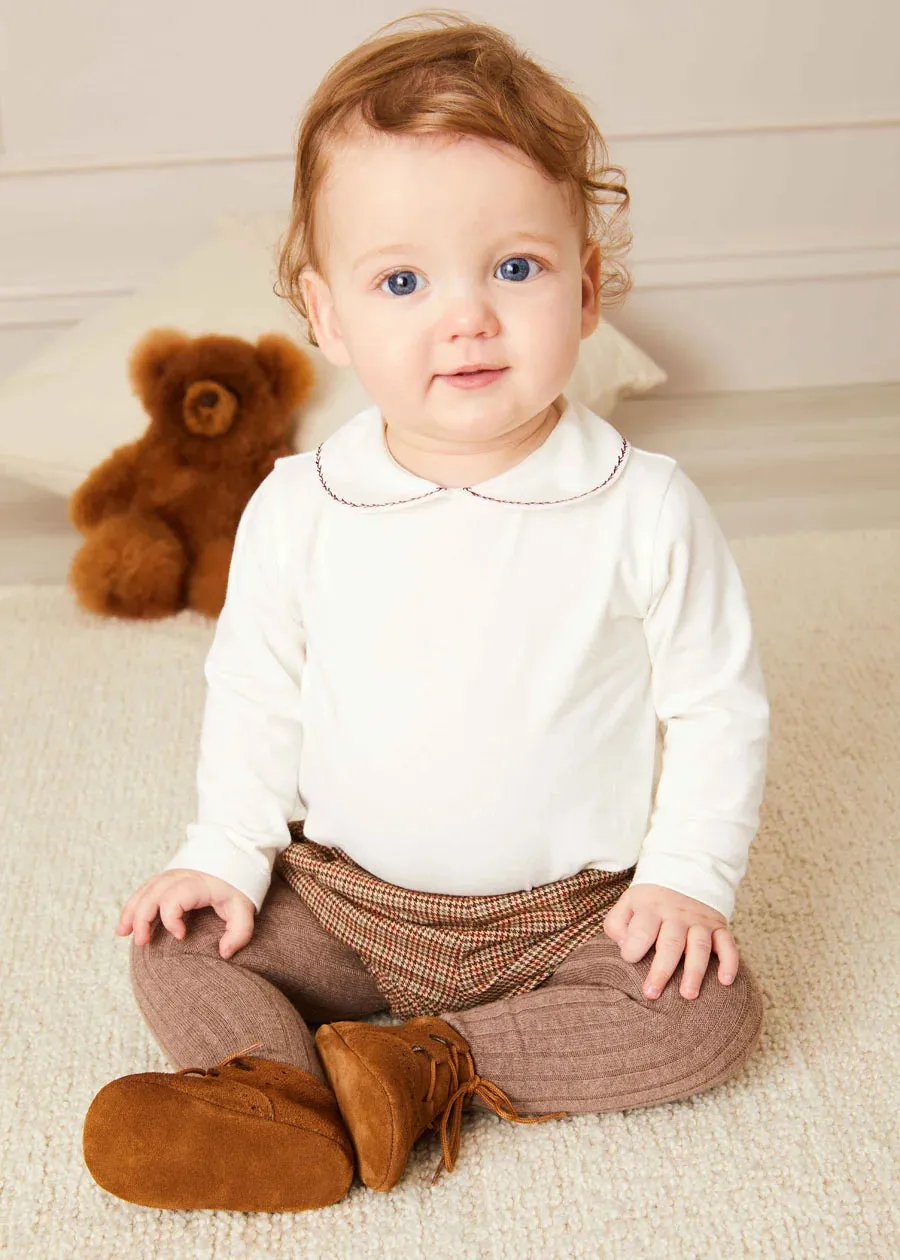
top-left (315, 1016), bottom-right (567, 1191)
top-left (82, 1040), bottom-right (356, 1212)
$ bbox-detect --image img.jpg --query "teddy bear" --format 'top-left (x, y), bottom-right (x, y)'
top-left (68, 327), bottom-right (315, 620)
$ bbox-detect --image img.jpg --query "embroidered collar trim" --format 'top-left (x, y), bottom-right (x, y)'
top-left (315, 393), bottom-right (631, 511)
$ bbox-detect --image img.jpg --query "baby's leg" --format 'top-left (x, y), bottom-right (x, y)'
top-left (441, 928), bottom-right (764, 1116)
top-left (129, 870), bottom-right (389, 1081)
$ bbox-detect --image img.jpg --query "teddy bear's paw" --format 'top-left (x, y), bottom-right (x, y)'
top-left (186, 538), bottom-right (233, 619)
top-left (69, 514), bottom-right (187, 620)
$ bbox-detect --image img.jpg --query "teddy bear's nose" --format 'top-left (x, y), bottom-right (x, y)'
top-left (183, 379), bottom-right (239, 437)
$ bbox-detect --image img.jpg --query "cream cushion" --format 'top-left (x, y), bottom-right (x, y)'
top-left (0, 215), bottom-right (667, 495)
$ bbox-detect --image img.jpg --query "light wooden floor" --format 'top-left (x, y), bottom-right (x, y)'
top-left (2, 380), bottom-right (898, 587)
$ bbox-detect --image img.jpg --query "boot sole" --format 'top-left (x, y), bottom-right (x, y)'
top-left (83, 1076), bottom-right (355, 1211)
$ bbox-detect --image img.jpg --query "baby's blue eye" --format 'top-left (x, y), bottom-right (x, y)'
top-left (494, 253), bottom-right (536, 280)
top-left (375, 270), bottom-right (423, 297)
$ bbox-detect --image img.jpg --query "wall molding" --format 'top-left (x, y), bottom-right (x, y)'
top-left (0, 285), bottom-right (134, 328)
top-left (3, 269), bottom-right (896, 394)
top-left (1, 115), bottom-right (897, 179)
top-left (632, 243), bottom-right (900, 289)
top-left (1, 244), bottom-right (897, 330)
top-left (2, 117), bottom-right (897, 392)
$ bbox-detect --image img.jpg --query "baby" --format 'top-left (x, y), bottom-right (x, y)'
top-left (86, 10), bottom-right (769, 1214)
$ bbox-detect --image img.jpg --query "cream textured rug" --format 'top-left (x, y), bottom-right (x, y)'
top-left (1, 528), bottom-right (898, 1259)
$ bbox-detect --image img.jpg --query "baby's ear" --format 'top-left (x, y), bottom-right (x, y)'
top-left (302, 271), bottom-right (352, 367)
top-left (255, 333), bottom-right (316, 409)
top-left (128, 328), bottom-right (191, 399)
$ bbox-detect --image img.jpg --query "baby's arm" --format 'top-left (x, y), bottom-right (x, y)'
top-left (161, 462), bottom-right (306, 913)
top-left (632, 463), bottom-right (771, 924)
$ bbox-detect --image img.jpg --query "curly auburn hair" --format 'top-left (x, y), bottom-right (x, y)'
top-left (275, 8), bottom-right (633, 347)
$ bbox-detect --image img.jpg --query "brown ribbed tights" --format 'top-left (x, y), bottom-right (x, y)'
top-left (129, 869), bottom-right (763, 1116)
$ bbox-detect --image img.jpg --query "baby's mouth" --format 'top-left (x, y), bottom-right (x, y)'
top-left (433, 365), bottom-right (509, 383)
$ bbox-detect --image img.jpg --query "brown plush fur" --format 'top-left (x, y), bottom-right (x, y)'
top-left (68, 328), bottom-right (315, 620)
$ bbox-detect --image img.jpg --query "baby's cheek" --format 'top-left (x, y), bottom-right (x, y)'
top-left (515, 317), bottom-right (576, 378)
top-left (358, 360), bottom-right (419, 416)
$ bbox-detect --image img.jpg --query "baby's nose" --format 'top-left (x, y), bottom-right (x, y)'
top-left (442, 296), bottom-right (501, 339)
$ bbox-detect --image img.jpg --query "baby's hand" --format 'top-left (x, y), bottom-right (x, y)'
top-left (602, 883), bottom-right (738, 1001)
top-left (115, 869), bottom-right (257, 960)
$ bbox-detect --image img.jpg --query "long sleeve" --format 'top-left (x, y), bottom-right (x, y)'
top-left (163, 465), bottom-right (307, 912)
top-left (631, 463), bottom-right (770, 922)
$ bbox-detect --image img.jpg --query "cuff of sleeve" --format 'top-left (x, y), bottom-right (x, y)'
top-left (163, 827), bottom-right (279, 913)
top-left (630, 851), bottom-right (739, 923)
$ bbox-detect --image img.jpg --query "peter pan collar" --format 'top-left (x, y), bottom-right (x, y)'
top-left (314, 393), bottom-right (631, 512)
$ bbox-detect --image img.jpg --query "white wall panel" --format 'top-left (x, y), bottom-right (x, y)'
top-left (3, 125), bottom-right (896, 292)
top-left (0, 0), bottom-right (897, 392)
top-left (1, 1), bottom-right (896, 158)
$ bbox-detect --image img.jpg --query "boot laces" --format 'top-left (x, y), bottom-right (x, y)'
top-left (174, 1040), bottom-right (264, 1078)
top-left (412, 1033), bottom-right (568, 1185)
top-left (172, 1033), bottom-right (567, 1185)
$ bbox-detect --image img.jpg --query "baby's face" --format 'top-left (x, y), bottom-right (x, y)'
top-left (302, 129), bottom-right (600, 452)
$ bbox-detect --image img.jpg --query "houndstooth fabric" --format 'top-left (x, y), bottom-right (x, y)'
top-left (275, 823), bottom-right (636, 1019)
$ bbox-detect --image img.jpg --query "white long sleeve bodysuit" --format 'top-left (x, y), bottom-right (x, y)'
top-left (164, 393), bottom-right (770, 923)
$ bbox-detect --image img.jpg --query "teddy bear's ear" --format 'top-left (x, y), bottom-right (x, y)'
top-left (255, 333), bottom-right (316, 410)
top-left (127, 328), bottom-right (191, 398)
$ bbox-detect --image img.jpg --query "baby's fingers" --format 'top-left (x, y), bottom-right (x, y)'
top-left (115, 880), bottom-right (154, 935)
top-left (713, 928), bottom-right (740, 984)
top-left (642, 923), bottom-right (688, 998)
top-left (159, 901), bottom-right (187, 941)
top-left (219, 898), bottom-right (256, 959)
top-left (127, 891), bottom-right (165, 946)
